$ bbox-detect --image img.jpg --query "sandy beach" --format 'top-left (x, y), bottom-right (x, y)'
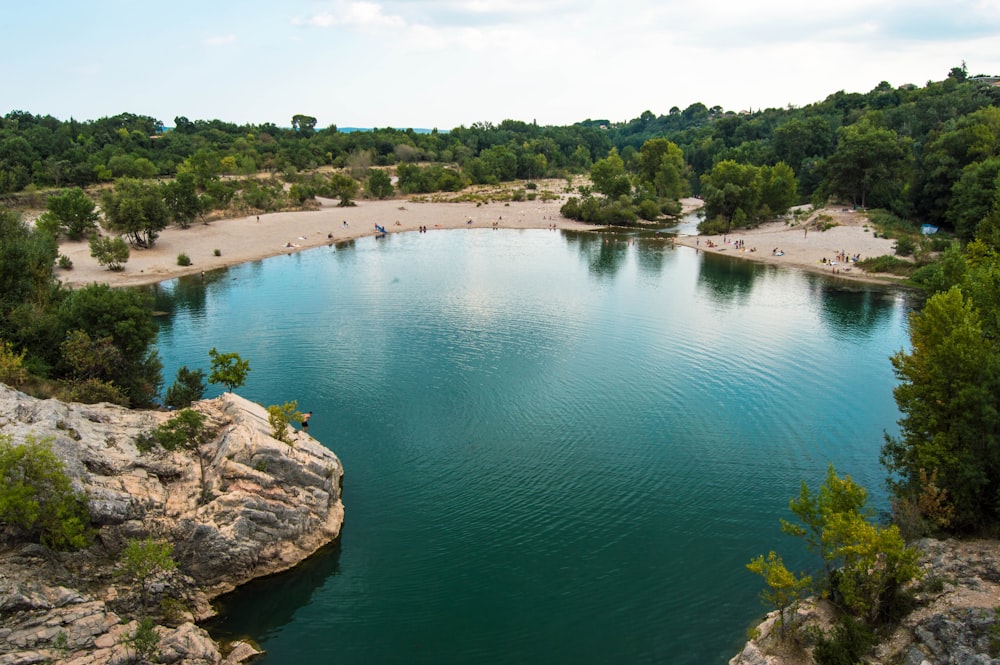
top-left (672, 205), bottom-right (903, 284)
top-left (56, 194), bottom-right (903, 289)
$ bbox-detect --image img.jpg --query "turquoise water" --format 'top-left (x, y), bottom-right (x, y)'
top-left (151, 228), bottom-right (913, 664)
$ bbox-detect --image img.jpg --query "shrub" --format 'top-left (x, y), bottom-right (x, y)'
top-left (856, 255), bottom-right (916, 276)
top-left (268, 400), bottom-right (302, 444)
top-left (213, 248), bottom-right (221, 256)
top-left (894, 235), bottom-right (917, 256)
top-left (813, 616), bottom-right (875, 665)
top-left (0, 339), bottom-right (28, 386)
top-left (176, 253), bottom-right (191, 266)
top-left (164, 366), bottom-right (206, 410)
top-left (89, 235), bottom-right (129, 271)
top-left (0, 433), bottom-right (92, 550)
top-left (58, 254), bottom-right (73, 269)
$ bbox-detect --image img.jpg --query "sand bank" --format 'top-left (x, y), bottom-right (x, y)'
top-left (56, 195), bottom-right (903, 289)
top-left (671, 206), bottom-right (904, 284)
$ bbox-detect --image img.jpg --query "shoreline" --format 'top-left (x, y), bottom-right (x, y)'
top-left (56, 195), bottom-right (905, 289)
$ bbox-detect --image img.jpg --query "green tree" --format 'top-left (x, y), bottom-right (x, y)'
top-left (590, 149), bottom-right (631, 199)
top-left (825, 117), bottom-right (910, 209)
top-left (89, 234), bottom-right (130, 271)
top-left (164, 365), bottom-right (206, 409)
top-left (0, 433), bottom-right (91, 550)
top-left (100, 177), bottom-right (171, 248)
top-left (882, 286), bottom-right (1000, 530)
top-left (328, 172), bottom-right (360, 207)
top-left (0, 209), bottom-right (58, 327)
top-left (291, 114), bottom-right (318, 135)
top-left (267, 400), bottom-right (303, 444)
top-left (636, 138), bottom-right (688, 200)
top-left (154, 408), bottom-right (214, 502)
top-left (116, 537), bottom-right (177, 617)
top-left (162, 171), bottom-right (203, 229)
top-left (38, 187), bottom-right (99, 240)
top-left (746, 551), bottom-right (812, 640)
top-left (780, 463), bottom-right (871, 575)
top-left (56, 284), bottom-right (162, 406)
top-left (700, 160), bottom-right (762, 231)
top-left (208, 347), bottom-right (250, 392)
top-left (365, 169), bottom-right (394, 199)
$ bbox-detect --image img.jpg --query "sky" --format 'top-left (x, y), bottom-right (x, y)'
top-left (3, 0), bottom-right (1000, 130)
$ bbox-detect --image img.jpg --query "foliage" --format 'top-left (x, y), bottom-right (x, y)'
top-left (153, 408), bottom-right (211, 452)
top-left (770, 465), bottom-right (921, 625)
top-left (100, 177), bottom-right (171, 248)
top-left (0, 209), bottom-right (58, 329)
top-left (39, 187), bottom-right (99, 240)
top-left (116, 537), bottom-right (177, 616)
top-left (89, 234), bottom-right (130, 271)
top-left (267, 400), bottom-right (303, 444)
top-left (176, 253), bottom-right (191, 267)
top-left (121, 617), bottom-right (160, 664)
top-left (700, 160), bottom-right (797, 231)
top-left (825, 117), bottom-right (911, 210)
top-left (58, 254), bottom-right (73, 269)
top-left (855, 255), bottom-right (917, 276)
top-left (207, 347), bottom-right (250, 392)
top-left (365, 169), bottom-right (394, 199)
top-left (164, 365), bottom-right (206, 409)
top-left (812, 615), bottom-right (875, 665)
top-left (0, 339), bottom-right (28, 386)
top-left (57, 284), bottom-right (162, 407)
top-left (746, 551), bottom-right (812, 640)
top-left (162, 171), bottom-right (203, 228)
top-left (322, 172), bottom-right (358, 206)
top-left (882, 285), bottom-right (1000, 531)
top-left (0, 433), bottom-right (91, 550)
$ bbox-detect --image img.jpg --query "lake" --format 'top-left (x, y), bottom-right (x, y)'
top-left (151, 227), bottom-right (913, 664)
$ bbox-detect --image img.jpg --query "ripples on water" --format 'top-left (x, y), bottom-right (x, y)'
top-left (153, 229), bottom-right (913, 664)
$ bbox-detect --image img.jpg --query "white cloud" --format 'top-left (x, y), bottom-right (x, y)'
top-left (294, 1), bottom-right (405, 29)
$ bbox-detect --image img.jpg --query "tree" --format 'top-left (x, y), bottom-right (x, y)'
top-left (116, 537), bottom-right (177, 616)
top-left (365, 169), bottom-right (394, 199)
top-left (590, 149), bottom-right (631, 199)
top-left (164, 365), bottom-right (206, 409)
top-left (700, 160), bottom-right (761, 231)
top-left (38, 187), bottom-right (99, 240)
top-left (154, 408), bottom-right (214, 502)
top-left (637, 138), bottom-right (687, 200)
top-left (328, 172), bottom-right (359, 207)
top-left (89, 234), bottom-right (130, 271)
top-left (882, 286), bottom-right (1000, 530)
top-left (268, 400), bottom-right (303, 444)
top-left (162, 171), bottom-right (203, 229)
top-left (746, 551), bottom-right (812, 640)
top-left (208, 347), bottom-right (250, 392)
top-left (57, 284), bottom-right (162, 406)
top-left (0, 433), bottom-right (91, 550)
top-left (780, 463), bottom-right (870, 575)
top-left (825, 117), bottom-right (910, 209)
top-left (100, 177), bottom-right (171, 248)
top-left (0, 209), bottom-right (58, 326)
top-left (291, 114), bottom-right (317, 135)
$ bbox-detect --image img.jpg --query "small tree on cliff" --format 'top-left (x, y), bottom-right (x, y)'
top-left (117, 537), bottom-right (177, 618)
top-left (268, 400), bottom-right (303, 445)
top-left (746, 551), bottom-right (812, 640)
top-left (207, 348), bottom-right (250, 393)
top-left (154, 408), bottom-right (215, 504)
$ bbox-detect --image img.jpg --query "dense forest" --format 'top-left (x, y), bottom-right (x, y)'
top-left (2, 64), bottom-right (999, 236)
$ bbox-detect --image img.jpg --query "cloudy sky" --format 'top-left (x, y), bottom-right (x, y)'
top-left (4, 0), bottom-right (1000, 130)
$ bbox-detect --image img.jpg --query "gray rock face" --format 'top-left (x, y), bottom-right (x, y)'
top-left (0, 385), bottom-right (344, 664)
top-left (730, 538), bottom-right (1000, 665)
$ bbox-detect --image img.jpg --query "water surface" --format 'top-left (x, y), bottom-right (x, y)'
top-left (152, 229), bottom-right (913, 664)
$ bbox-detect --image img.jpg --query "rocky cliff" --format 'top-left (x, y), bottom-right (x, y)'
top-left (0, 384), bottom-right (344, 664)
top-left (731, 538), bottom-right (1000, 665)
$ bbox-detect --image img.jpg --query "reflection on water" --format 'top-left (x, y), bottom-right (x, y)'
top-left (154, 229), bottom-right (912, 665)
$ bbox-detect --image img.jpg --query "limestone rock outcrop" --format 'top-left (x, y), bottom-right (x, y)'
top-left (730, 538), bottom-right (1000, 665)
top-left (0, 384), bottom-right (344, 664)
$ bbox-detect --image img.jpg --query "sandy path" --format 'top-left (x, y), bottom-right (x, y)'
top-left (56, 196), bottom-right (903, 288)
